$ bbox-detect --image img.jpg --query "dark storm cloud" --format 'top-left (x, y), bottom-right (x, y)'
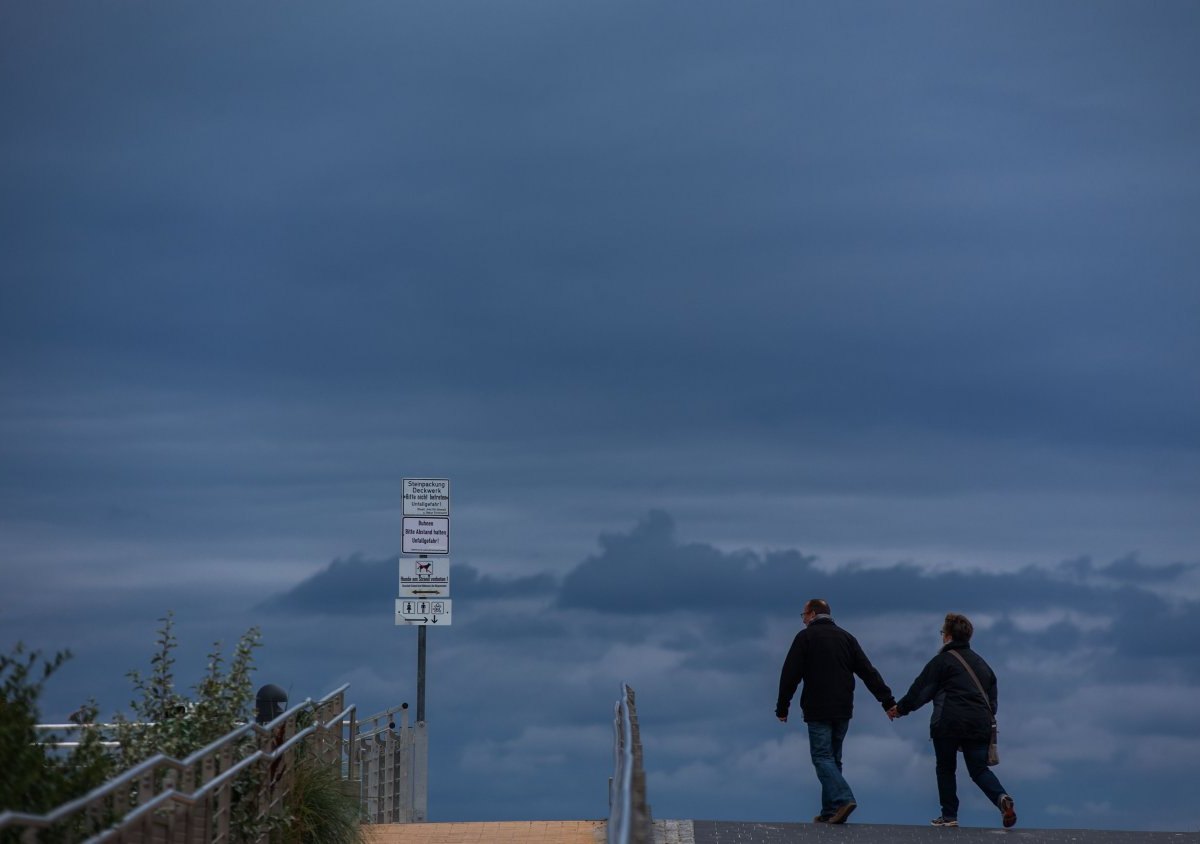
top-left (1091, 553), bottom-right (1198, 583)
top-left (256, 555), bottom-right (396, 616)
top-left (553, 512), bottom-right (1200, 684)
top-left (256, 512), bottom-right (1200, 684)
top-left (240, 511), bottom-right (1200, 706)
top-left (1108, 597), bottom-right (1200, 662)
top-left (449, 564), bottom-right (558, 600)
top-left (259, 557), bottom-right (556, 614)
top-left (557, 510), bottom-right (784, 613)
top-left (557, 511), bottom-right (1178, 620)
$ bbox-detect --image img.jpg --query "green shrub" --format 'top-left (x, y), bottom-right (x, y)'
top-left (113, 612), bottom-right (261, 767)
top-left (4, 615), bottom-right (360, 844)
top-left (274, 756), bottom-right (364, 844)
top-left (1, 644), bottom-right (113, 815)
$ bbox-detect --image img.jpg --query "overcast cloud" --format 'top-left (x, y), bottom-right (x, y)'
top-left (2, 0), bottom-right (1198, 833)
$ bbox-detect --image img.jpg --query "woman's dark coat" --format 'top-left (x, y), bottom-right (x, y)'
top-left (895, 640), bottom-right (997, 741)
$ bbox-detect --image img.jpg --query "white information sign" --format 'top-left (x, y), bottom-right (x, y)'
top-left (399, 557), bottom-right (451, 597)
top-left (395, 598), bottom-right (453, 626)
top-left (402, 517), bottom-right (449, 554)
top-left (403, 478), bottom-right (450, 517)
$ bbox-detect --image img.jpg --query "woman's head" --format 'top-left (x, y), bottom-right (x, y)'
top-left (942, 612), bottom-right (974, 643)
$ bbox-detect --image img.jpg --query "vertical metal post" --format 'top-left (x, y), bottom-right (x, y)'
top-left (415, 624), bottom-right (429, 821)
top-left (416, 554), bottom-right (428, 723)
top-left (397, 704), bottom-right (413, 822)
top-left (417, 626), bottom-right (427, 722)
top-left (415, 551), bottom-right (429, 823)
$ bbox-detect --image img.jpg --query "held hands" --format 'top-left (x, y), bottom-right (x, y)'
top-left (886, 705), bottom-right (900, 721)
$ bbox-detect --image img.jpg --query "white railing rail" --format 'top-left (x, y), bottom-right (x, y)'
top-left (33, 724), bottom-right (122, 750)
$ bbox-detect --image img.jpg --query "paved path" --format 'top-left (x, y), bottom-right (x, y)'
top-left (363, 820), bottom-right (1196, 843)
top-left (364, 820), bottom-right (1196, 844)
top-left (689, 820), bottom-right (1197, 843)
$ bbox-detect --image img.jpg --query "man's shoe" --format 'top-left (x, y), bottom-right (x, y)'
top-left (812, 814), bottom-right (832, 823)
top-left (930, 817), bottom-right (959, 827)
top-left (827, 802), bottom-right (857, 824)
top-left (999, 794), bottom-right (1017, 828)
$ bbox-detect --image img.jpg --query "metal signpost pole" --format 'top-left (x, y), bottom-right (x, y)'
top-left (398, 477), bottom-right (449, 824)
top-left (414, 570), bottom-right (429, 823)
top-left (417, 590), bottom-right (427, 723)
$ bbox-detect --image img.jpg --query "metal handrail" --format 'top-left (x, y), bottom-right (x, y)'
top-left (0, 685), bottom-right (356, 843)
top-left (355, 700), bottom-right (426, 823)
top-left (355, 704), bottom-right (411, 741)
top-left (84, 751), bottom-right (264, 843)
top-left (607, 684), bottom-right (636, 844)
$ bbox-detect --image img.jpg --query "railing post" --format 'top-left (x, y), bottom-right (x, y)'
top-left (412, 719), bottom-right (428, 823)
top-left (608, 684), bottom-right (652, 844)
top-left (347, 703), bottom-right (359, 780)
top-left (396, 706), bottom-right (412, 823)
top-left (370, 731), bottom-right (385, 823)
top-left (216, 745), bottom-right (232, 844)
top-left (384, 726), bottom-right (398, 823)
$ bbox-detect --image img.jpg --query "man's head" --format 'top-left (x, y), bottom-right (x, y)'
top-left (942, 612), bottom-right (974, 643)
top-left (803, 598), bottom-right (831, 625)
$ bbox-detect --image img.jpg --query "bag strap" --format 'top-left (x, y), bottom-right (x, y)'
top-left (948, 649), bottom-right (994, 717)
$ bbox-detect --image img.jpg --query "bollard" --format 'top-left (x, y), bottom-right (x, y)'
top-left (255, 684), bottom-right (288, 723)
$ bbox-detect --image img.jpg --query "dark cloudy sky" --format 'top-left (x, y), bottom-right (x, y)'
top-left (2, 1), bottom-right (1198, 833)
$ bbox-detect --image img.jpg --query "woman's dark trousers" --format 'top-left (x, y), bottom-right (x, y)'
top-left (932, 737), bottom-right (1007, 819)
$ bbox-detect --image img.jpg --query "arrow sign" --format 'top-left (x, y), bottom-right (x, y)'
top-left (395, 598), bottom-right (452, 626)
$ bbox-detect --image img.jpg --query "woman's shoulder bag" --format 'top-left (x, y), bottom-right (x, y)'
top-left (948, 649), bottom-right (1000, 766)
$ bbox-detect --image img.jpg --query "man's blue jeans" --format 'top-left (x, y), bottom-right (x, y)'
top-left (807, 719), bottom-right (855, 816)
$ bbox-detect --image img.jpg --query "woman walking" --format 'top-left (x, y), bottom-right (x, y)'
top-left (888, 613), bottom-right (1017, 828)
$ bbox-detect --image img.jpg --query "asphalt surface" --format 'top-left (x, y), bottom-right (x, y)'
top-left (689, 821), bottom-right (1198, 844)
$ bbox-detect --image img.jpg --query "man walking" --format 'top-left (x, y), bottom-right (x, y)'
top-left (776, 598), bottom-right (896, 824)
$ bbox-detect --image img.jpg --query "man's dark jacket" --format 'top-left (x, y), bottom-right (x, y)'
top-left (776, 617), bottom-right (895, 722)
top-left (895, 640), bottom-right (997, 741)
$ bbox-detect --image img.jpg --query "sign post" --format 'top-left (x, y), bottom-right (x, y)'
top-left (397, 478), bottom-right (451, 821)
top-left (417, 626), bottom-right (426, 724)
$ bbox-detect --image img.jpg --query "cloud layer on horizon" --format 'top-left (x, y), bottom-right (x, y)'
top-left (251, 511), bottom-right (1200, 829)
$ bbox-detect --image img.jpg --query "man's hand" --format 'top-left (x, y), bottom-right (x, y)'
top-left (886, 705), bottom-right (900, 721)
top-left (777, 715), bottom-right (787, 723)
